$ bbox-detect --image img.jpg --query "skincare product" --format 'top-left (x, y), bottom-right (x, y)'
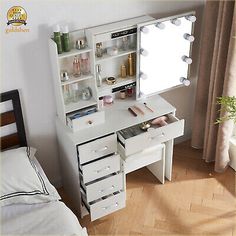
top-left (73, 56), bottom-right (81, 77)
top-left (96, 64), bottom-right (102, 87)
top-left (96, 42), bottom-right (103, 57)
top-left (120, 64), bottom-right (127, 78)
top-left (80, 53), bottom-right (90, 75)
top-left (53, 24), bottom-right (63, 54)
top-left (62, 25), bottom-right (70, 52)
top-left (128, 53), bottom-right (134, 76)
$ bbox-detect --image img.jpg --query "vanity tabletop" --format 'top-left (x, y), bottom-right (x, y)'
top-left (56, 94), bottom-right (176, 145)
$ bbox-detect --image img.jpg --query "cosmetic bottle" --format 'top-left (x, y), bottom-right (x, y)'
top-left (120, 64), bottom-right (127, 78)
top-left (71, 83), bottom-right (79, 103)
top-left (53, 25), bottom-right (63, 54)
top-left (81, 53), bottom-right (90, 75)
top-left (62, 25), bottom-right (70, 52)
top-left (122, 36), bottom-right (129, 51)
top-left (128, 54), bottom-right (134, 76)
top-left (63, 85), bottom-right (70, 104)
top-left (96, 42), bottom-right (103, 57)
top-left (73, 56), bottom-right (81, 77)
top-left (96, 64), bottom-right (102, 87)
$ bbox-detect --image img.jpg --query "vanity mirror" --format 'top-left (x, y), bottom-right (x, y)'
top-left (136, 12), bottom-right (195, 98)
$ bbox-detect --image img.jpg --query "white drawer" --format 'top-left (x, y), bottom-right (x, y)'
top-left (80, 154), bottom-right (120, 183)
top-left (67, 110), bottom-right (105, 132)
top-left (83, 173), bottom-right (124, 202)
top-left (78, 133), bottom-right (117, 164)
top-left (118, 114), bottom-right (184, 156)
top-left (82, 191), bottom-right (126, 221)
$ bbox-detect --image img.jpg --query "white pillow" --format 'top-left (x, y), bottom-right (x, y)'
top-left (0, 147), bottom-right (61, 207)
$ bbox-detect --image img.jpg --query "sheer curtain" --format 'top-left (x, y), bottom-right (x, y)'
top-left (191, 0), bottom-right (236, 172)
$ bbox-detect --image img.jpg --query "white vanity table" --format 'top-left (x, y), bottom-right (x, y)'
top-left (50, 12), bottom-right (195, 221)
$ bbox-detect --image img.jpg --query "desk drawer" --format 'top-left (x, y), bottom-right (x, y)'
top-left (80, 154), bottom-right (120, 184)
top-left (78, 133), bottom-right (117, 164)
top-left (118, 114), bottom-right (184, 156)
top-left (82, 173), bottom-right (124, 203)
top-left (67, 110), bottom-right (105, 132)
top-left (82, 191), bottom-right (125, 221)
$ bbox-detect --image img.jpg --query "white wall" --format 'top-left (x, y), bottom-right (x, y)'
top-left (0, 0), bottom-right (205, 186)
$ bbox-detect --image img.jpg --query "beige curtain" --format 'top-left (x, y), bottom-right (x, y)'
top-left (191, 0), bottom-right (236, 172)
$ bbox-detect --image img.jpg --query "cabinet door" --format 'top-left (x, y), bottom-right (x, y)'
top-left (136, 12), bottom-right (195, 99)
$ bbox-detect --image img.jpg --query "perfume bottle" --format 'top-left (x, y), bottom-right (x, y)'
top-left (80, 53), bottom-right (90, 75)
top-left (96, 64), bottom-right (102, 87)
top-left (73, 56), bottom-right (81, 77)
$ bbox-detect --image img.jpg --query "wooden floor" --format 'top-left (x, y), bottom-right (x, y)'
top-left (59, 141), bottom-right (236, 235)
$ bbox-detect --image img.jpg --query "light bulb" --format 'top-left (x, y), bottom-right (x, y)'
top-left (185, 15), bottom-right (196, 22)
top-left (155, 22), bottom-right (165, 29)
top-left (180, 77), bottom-right (191, 86)
top-left (140, 26), bottom-right (149, 34)
top-left (171, 18), bottom-right (181, 26)
top-left (140, 48), bottom-right (148, 56)
top-left (182, 55), bottom-right (192, 64)
top-left (140, 72), bottom-right (148, 80)
top-left (184, 33), bottom-right (195, 42)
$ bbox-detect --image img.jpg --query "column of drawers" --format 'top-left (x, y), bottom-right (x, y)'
top-left (77, 133), bottom-right (126, 221)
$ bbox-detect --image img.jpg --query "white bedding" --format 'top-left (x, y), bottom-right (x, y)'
top-left (1, 155), bottom-right (87, 236)
top-left (1, 201), bottom-right (87, 235)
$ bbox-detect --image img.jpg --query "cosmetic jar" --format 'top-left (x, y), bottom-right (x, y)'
top-left (103, 95), bottom-right (113, 104)
top-left (106, 77), bottom-right (116, 85)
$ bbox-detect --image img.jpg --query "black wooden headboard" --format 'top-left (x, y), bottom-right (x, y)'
top-left (0, 90), bottom-right (27, 150)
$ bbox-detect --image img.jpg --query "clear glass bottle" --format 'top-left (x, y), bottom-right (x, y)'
top-left (73, 56), bottom-right (81, 77)
top-left (122, 36), bottom-right (129, 51)
top-left (70, 83), bottom-right (79, 103)
top-left (63, 85), bottom-right (70, 104)
top-left (80, 53), bottom-right (90, 75)
top-left (96, 64), bottom-right (102, 87)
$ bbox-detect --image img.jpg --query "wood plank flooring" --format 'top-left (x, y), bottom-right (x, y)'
top-left (59, 141), bottom-right (236, 235)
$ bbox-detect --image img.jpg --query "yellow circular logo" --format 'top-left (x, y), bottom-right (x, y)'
top-left (7, 6), bottom-right (27, 26)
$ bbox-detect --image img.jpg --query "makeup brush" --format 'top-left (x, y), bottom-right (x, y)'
top-left (143, 102), bottom-right (154, 112)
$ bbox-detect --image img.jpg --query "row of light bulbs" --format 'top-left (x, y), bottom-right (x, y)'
top-left (140, 49), bottom-right (193, 65)
top-left (140, 15), bottom-right (196, 36)
top-left (140, 72), bottom-right (191, 87)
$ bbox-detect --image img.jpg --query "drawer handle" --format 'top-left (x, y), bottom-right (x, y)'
top-left (99, 185), bottom-right (115, 193)
top-left (102, 202), bottom-right (119, 210)
top-left (96, 165), bottom-right (110, 173)
top-left (92, 146), bottom-right (108, 153)
top-left (149, 132), bottom-right (165, 140)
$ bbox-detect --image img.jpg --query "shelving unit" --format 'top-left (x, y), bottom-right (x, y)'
top-left (95, 49), bottom-right (136, 63)
top-left (97, 76), bottom-right (136, 97)
top-left (61, 74), bottom-right (93, 86)
top-left (65, 97), bottom-right (97, 114)
top-left (58, 48), bottom-right (92, 59)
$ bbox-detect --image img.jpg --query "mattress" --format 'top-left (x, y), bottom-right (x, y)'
top-left (1, 157), bottom-right (88, 236)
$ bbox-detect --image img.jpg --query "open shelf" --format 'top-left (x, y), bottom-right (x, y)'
top-left (97, 76), bottom-right (136, 97)
top-left (61, 74), bottom-right (94, 86)
top-left (65, 97), bottom-right (97, 114)
top-left (95, 49), bottom-right (136, 63)
top-left (58, 48), bottom-right (92, 59)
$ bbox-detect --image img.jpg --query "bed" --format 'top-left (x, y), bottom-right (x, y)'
top-left (0, 90), bottom-right (88, 235)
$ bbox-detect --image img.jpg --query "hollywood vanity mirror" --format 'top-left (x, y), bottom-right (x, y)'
top-left (137, 13), bottom-right (195, 98)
